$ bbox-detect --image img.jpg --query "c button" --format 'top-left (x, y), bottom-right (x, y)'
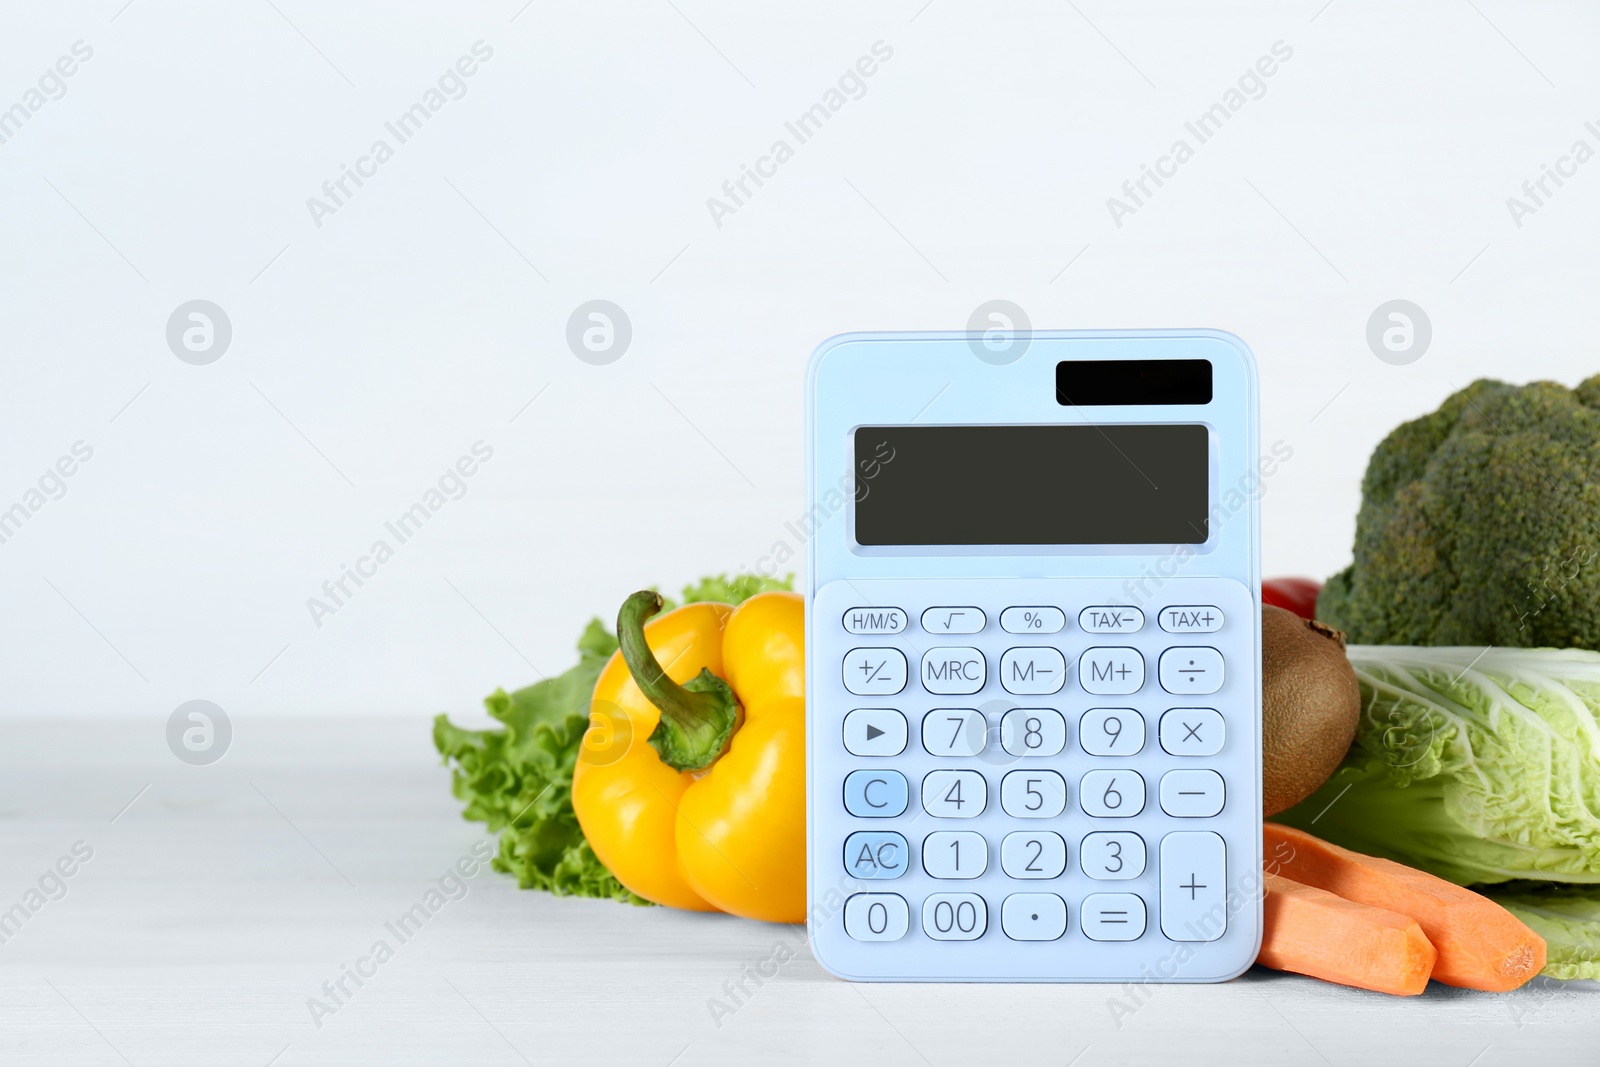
top-left (844, 769), bottom-right (909, 817)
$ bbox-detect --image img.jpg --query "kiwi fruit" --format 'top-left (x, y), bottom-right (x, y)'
top-left (1261, 604), bottom-right (1361, 816)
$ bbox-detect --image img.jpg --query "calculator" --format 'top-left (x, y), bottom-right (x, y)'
top-left (804, 330), bottom-right (1262, 982)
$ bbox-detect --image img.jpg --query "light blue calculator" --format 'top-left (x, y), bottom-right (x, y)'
top-left (804, 330), bottom-right (1262, 982)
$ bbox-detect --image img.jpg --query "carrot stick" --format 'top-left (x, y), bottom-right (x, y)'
top-left (1265, 822), bottom-right (1546, 992)
top-left (1259, 873), bottom-right (1437, 995)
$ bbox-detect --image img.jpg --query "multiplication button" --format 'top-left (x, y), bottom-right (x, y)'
top-left (1002, 894), bottom-right (1067, 941)
top-left (843, 648), bottom-right (907, 696)
top-left (1159, 709), bottom-right (1224, 756)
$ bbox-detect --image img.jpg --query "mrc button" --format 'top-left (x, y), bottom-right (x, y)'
top-left (921, 647), bottom-right (986, 695)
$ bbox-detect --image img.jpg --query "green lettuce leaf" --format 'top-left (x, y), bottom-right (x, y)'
top-left (432, 573), bottom-right (793, 904)
top-left (1488, 887), bottom-right (1600, 980)
top-left (1276, 645), bottom-right (1600, 979)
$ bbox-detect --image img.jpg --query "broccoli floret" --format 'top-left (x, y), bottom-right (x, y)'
top-left (1319, 376), bottom-right (1600, 647)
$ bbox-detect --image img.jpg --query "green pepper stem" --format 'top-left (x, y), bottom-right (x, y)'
top-left (617, 590), bottom-right (742, 773)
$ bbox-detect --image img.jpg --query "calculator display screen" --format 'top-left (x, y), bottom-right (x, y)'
top-left (853, 424), bottom-right (1209, 546)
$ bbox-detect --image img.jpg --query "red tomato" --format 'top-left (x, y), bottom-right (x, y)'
top-left (1263, 577), bottom-right (1322, 620)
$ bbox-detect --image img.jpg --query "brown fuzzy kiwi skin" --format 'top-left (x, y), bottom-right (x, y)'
top-left (1261, 604), bottom-right (1361, 817)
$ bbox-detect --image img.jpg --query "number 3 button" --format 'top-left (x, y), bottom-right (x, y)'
top-left (1080, 831), bottom-right (1146, 879)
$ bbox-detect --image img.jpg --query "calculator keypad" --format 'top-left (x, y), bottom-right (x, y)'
top-left (818, 579), bottom-right (1254, 974)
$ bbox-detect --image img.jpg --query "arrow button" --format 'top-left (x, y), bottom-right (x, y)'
top-left (843, 708), bottom-right (907, 757)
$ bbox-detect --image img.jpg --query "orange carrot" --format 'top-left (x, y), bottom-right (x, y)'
top-left (1265, 822), bottom-right (1546, 992)
top-left (1259, 873), bottom-right (1437, 995)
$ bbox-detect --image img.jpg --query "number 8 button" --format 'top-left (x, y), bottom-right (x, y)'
top-left (1000, 708), bottom-right (1066, 756)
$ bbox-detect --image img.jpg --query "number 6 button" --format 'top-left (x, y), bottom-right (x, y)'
top-left (1079, 769), bottom-right (1145, 817)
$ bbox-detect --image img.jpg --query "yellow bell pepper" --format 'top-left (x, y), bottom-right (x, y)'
top-left (571, 589), bottom-right (806, 922)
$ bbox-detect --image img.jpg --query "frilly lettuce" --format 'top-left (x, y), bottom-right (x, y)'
top-left (432, 574), bottom-right (792, 904)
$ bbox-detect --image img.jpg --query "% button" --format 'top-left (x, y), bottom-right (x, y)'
top-left (1000, 607), bottom-right (1065, 634)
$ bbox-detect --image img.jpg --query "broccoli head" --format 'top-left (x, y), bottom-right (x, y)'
top-left (1318, 376), bottom-right (1600, 647)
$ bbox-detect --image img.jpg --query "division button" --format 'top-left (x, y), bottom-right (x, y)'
top-left (1002, 893), bottom-right (1068, 941)
top-left (921, 606), bottom-right (986, 635)
top-left (844, 893), bottom-right (909, 941)
top-left (1158, 647), bottom-right (1224, 695)
top-left (843, 708), bottom-right (908, 756)
top-left (843, 647), bottom-right (908, 696)
top-left (843, 607), bottom-right (907, 635)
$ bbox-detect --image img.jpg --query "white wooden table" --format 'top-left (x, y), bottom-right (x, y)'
top-left (3, 715), bottom-right (1595, 1066)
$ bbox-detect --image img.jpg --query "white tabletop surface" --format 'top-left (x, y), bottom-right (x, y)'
top-left (2, 715), bottom-right (1596, 1066)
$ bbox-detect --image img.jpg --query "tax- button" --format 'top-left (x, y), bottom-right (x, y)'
top-left (1078, 647), bottom-right (1144, 695)
top-left (1000, 647), bottom-right (1066, 695)
top-left (921, 647), bottom-right (985, 695)
top-left (843, 708), bottom-right (907, 756)
top-left (1079, 606), bottom-right (1144, 634)
top-left (843, 831), bottom-right (908, 880)
top-left (1159, 647), bottom-right (1224, 695)
top-left (844, 769), bottom-right (908, 817)
top-left (843, 647), bottom-right (907, 696)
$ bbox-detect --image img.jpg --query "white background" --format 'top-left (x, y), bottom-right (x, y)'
top-left (4, 0), bottom-right (1599, 720)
